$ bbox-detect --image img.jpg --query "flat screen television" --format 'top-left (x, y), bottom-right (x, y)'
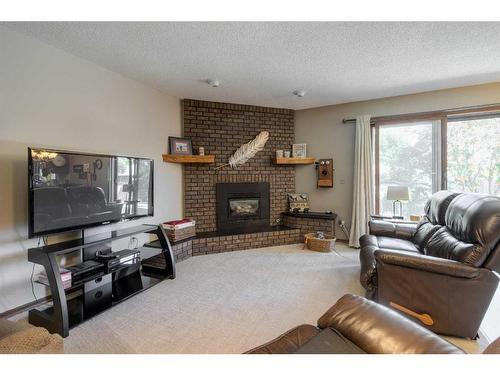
top-left (28, 147), bottom-right (154, 238)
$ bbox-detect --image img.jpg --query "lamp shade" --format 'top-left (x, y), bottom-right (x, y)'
top-left (386, 186), bottom-right (409, 201)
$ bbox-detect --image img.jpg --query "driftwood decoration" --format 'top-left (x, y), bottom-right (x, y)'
top-left (214, 131), bottom-right (270, 170)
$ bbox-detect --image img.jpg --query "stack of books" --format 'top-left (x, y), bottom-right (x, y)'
top-left (37, 268), bottom-right (72, 289)
top-left (162, 219), bottom-right (196, 242)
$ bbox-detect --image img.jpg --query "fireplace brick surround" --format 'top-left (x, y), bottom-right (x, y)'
top-left (183, 99), bottom-right (295, 233)
top-left (142, 100), bottom-right (334, 265)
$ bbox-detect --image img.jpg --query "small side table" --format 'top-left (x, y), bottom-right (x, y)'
top-left (281, 211), bottom-right (337, 240)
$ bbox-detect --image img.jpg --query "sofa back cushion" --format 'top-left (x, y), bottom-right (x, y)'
top-left (424, 227), bottom-right (489, 266)
top-left (413, 191), bottom-right (458, 249)
top-left (413, 218), bottom-right (441, 250)
top-left (424, 191), bottom-right (460, 225)
top-left (445, 193), bottom-right (500, 250)
top-left (425, 193), bottom-right (500, 267)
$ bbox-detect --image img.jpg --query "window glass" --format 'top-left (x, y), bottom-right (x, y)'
top-left (447, 117), bottom-right (500, 195)
top-left (379, 122), bottom-right (434, 217)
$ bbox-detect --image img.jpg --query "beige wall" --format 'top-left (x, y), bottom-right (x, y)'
top-left (0, 27), bottom-right (183, 312)
top-left (295, 81), bottom-right (500, 240)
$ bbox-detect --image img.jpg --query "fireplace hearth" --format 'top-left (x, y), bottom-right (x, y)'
top-left (216, 182), bottom-right (270, 233)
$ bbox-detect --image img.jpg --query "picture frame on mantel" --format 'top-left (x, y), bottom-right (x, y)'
top-left (169, 136), bottom-right (193, 155)
top-left (292, 143), bottom-right (307, 158)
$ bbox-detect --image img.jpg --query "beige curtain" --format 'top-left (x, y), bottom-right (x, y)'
top-left (349, 115), bottom-right (374, 248)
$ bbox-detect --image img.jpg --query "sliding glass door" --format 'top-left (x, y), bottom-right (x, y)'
top-left (375, 113), bottom-right (499, 218)
top-left (377, 121), bottom-right (436, 217)
top-left (446, 116), bottom-right (500, 195)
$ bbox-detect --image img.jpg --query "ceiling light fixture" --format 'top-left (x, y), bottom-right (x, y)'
top-left (293, 90), bottom-right (306, 98)
top-left (207, 79), bottom-right (220, 88)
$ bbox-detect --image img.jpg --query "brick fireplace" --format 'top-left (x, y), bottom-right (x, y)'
top-left (144, 99), bottom-right (340, 264)
top-left (143, 99), bottom-right (326, 264)
top-left (183, 99), bottom-right (295, 233)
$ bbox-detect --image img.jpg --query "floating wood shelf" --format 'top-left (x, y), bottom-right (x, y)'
top-left (272, 157), bottom-right (316, 165)
top-left (162, 154), bottom-right (215, 164)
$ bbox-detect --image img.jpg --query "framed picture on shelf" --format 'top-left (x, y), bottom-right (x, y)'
top-left (292, 143), bottom-right (307, 158)
top-left (169, 137), bottom-right (193, 155)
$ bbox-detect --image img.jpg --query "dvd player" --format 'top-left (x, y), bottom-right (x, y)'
top-left (95, 249), bottom-right (141, 271)
top-left (67, 260), bottom-right (104, 279)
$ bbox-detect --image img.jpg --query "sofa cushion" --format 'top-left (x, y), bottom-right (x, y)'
top-left (425, 191), bottom-right (459, 225)
top-left (361, 233), bottom-right (420, 253)
top-left (377, 236), bottom-right (419, 253)
top-left (423, 194), bottom-right (500, 267)
top-left (425, 227), bottom-right (490, 267)
top-left (368, 220), bottom-right (416, 240)
top-left (294, 328), bottom-right (365, 354)
top-left (413, 218), bottom-right (441, 249)
top-left (445, 194), bottom-right (500, 252)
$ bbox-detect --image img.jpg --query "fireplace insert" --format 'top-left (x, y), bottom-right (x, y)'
top-left (216, 182), bottom-right (270, 233)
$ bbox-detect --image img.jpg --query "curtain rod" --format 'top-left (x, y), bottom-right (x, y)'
top-left (342, 102), bottom-right (500, 124)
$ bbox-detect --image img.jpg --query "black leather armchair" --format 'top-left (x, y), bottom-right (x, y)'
top-left (359, 191), bottom-right (500, 338)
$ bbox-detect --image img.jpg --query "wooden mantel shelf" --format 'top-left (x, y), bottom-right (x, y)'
top-left (272, 157), bottom-right (316, 165)
top-left (162, 154), bottom-right (215, 164)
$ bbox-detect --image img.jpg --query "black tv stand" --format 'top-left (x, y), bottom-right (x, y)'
top-left (27, 224), bottom-right (175, 337)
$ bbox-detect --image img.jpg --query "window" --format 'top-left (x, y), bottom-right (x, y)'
top-left (446, 116), bottom-right (500, 195)
top-left (377, 121), bottom-right (440, 217)
top-left (375, 113), bottom-right (500, 217)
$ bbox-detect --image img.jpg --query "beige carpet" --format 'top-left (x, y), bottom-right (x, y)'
top-left (64, 243), bottom-right (363, 353)
top-left (59, 242), bottom-right (485, 354)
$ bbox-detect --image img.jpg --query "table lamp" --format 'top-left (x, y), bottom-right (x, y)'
top-left (386, 186), bottom-right (409, 219)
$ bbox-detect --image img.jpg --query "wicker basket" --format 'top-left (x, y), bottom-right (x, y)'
top-left (304, 233), bottom-right (336, 252)
top-left (165, 225), bottom-right (196, 242)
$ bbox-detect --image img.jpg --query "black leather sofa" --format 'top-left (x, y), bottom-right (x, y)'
top-left (359, 191), bottom-right (500, 338)
top-left (246, 294), bottom-right (500, 354)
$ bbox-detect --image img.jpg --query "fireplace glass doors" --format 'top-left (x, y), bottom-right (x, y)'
top-left (216, 182), bottom-right (270, 233)
top-left (229, 198), bottom-right (260, 218)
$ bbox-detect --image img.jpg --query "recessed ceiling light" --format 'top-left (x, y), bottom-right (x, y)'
top-left (207, 79), bottom-right (220, 87)
top-left (293, 90), bottom-right (306, 98)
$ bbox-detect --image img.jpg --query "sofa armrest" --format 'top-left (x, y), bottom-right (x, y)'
top-left (369, 219), bottom-right (417, 240)
top-left (375, 249), bottom-right (480, 278)
top-left (317, 294), bottom-right (464, 354)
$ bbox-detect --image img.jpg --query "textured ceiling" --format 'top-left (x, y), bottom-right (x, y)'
top-left (5, 22), bottom-right (500, 109)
